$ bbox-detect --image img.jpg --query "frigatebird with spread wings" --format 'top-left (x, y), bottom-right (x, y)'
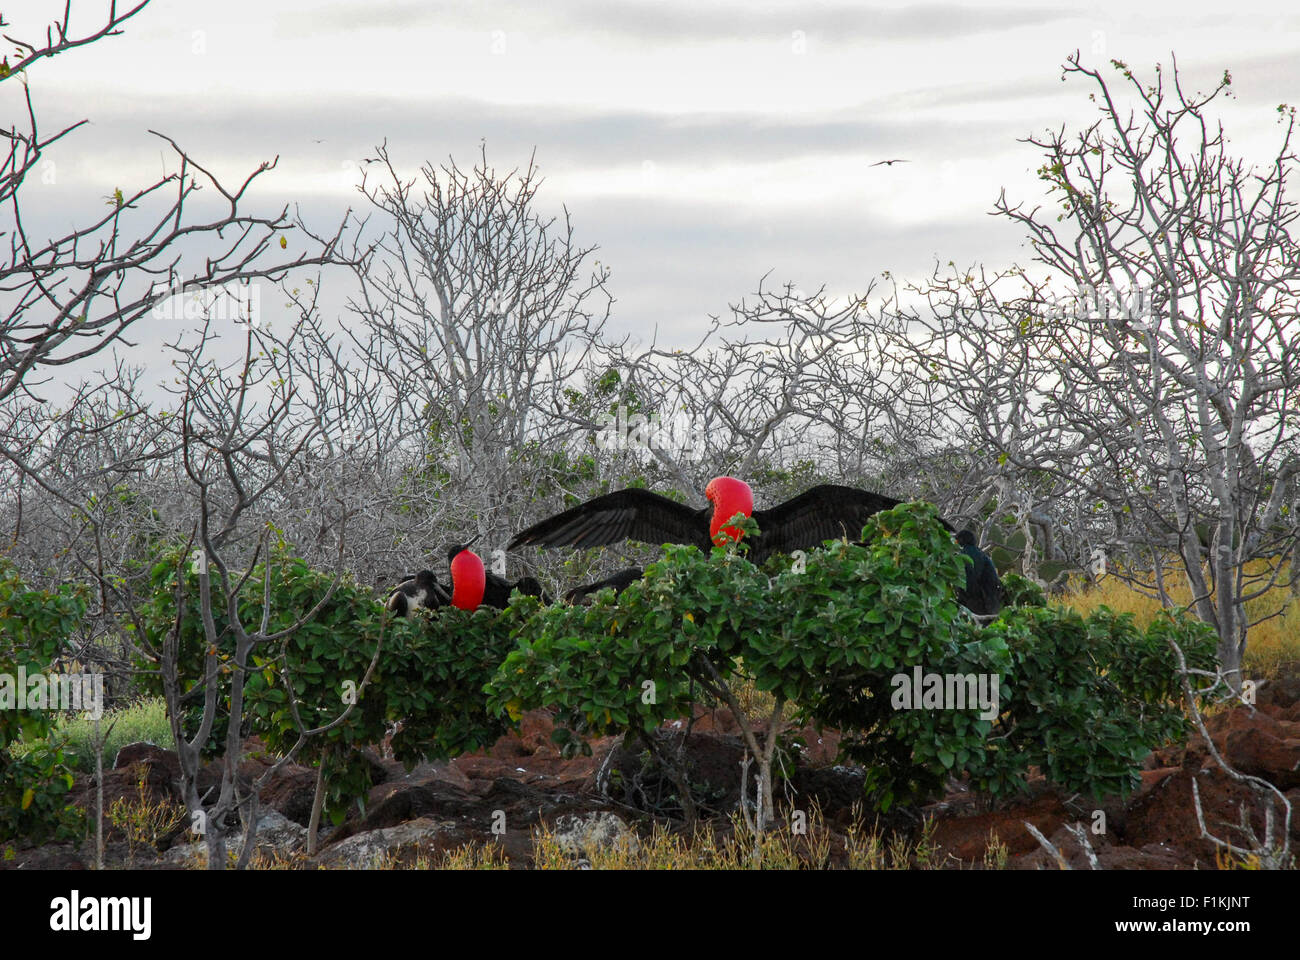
top-left (508, 476), bottom-right (932, 565)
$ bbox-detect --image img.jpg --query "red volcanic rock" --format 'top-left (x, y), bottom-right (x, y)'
top-left (686, 707), bottom-right (743, 735)
top-left (487, 734), bottom-right (529, 759)
top-left (258, 765), bottom-right (320, 826)
top-left (791, 725), bottom-right (841, 767)
top-left (930, 790), bottom-right (1069, 861)
top-left (1010, 828), bottom-right (1191, 870)
top-left (1224, 726), bottom-right (1300, 788)
top-left (1140, 767), bottom-right (1180, 792)
top-left (518, 709), bottom-right (559, 755)
top-left (113, 741), bottom-right (178, 773)
top-left (1258, 670), bottom-right (1300, 712)
top-left (1123, 766), bottom-right (1263, 864)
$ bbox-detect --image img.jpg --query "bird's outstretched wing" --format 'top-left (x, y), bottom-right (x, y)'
top-left (508, 489), bottom-right (711, 551)
top-left (751, 484), bottom-right (913, 561)
top-left (564, 567), bottom-right (645, 603)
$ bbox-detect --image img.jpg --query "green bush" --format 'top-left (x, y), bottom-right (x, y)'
top-left (138, 543), bottom-right (518, 823)
top-left (972, 605), bottom-right (1216, 799)
top-left (488, 542), bottom-right (772, 753)
top-left (0, 562), bottom-right (87, 843)
top-left (132, 507), bottom-right (1220, 824)
top-left (490, 502), bottom-right (1217, 812)
top-left (773, 503), bottom-right (989, 809)
top-left (1000, 572), bottom-right (1046, 608)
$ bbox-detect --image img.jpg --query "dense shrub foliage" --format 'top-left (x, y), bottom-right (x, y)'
top-left (138, 545), bottom-right (516, 821)
top-left (972, 605), bottom-right (1217, 800)
top-left (491, 503), bottom-right (1218, 810)
top-left (0, 563), bottom-right (87, 843)
top-left (124, 504), bottom-right (1218, 825)
top-left (999, 572), bottom-right (1046, 608)
top-left (489, 544), bottom-right (773, 754)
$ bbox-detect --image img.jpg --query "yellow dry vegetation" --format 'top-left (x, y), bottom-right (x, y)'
top-left (1059, 558), bottom-right (1300, 680)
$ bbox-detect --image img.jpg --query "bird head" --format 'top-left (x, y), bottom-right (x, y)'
top-left (446, 534), bottom-right (481, 566)
top-left (705, 476), bottom-right (755, 547)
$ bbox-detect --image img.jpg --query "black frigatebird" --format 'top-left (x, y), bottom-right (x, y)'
top-left (955, 529), bottom-right (1003, 617)
top-left (508, 476), bottom-right (922, 565)
top-left (386, 569), bottom-right (449, 616)
top-left (388, 540), bottom-right (548, 614)
top-left (564, 566), bottom-right (646, 604)
top-left (484, 572), bottom-right (550, 607)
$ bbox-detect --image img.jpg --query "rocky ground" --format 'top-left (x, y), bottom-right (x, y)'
top-left (6, 671), bottom-right (1298, 870)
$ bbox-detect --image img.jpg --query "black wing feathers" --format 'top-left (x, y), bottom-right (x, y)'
top-left (564, 567), bottom-right (645, 603)
top-left (751, 484), bottom-right (905, 561)
top-left (507, 489), bottom-right (711, 551)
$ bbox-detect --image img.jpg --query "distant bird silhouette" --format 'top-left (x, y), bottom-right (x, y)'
top-left (871, 159), bottom-right (910, 167)
top-left (955, 530), bottom-right (1003, 618)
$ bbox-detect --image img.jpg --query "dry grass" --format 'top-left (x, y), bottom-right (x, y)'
top-left (1060, 558), bottom-right (1300, 681)
top-left (730, 665), bottom-right (800, 725)
top-left (514, 805), bottom-right (946, 871)
top-left (425, 842), bottom-right (512, 870)
top-left (106, 771), bottom-right (186, 865)
top-left (208, 804), bottom-right (955, 870)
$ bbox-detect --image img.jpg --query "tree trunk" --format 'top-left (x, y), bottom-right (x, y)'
top-left (307, 747), bottom-right (330, 857)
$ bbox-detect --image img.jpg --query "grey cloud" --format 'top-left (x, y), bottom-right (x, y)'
top-left (294, 1), bottom-right (1082, 44)
top-left (566, 196), bottom-right (1027, 344)
top-left (64, 90), bottom-right (1024, 177)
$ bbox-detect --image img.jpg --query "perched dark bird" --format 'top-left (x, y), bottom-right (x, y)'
top-left (508, 476), bottom-right (921, 565)
top-left (386, 569), bottom-right (449, 617)
top-left (955, 529), bottom-right (1003, 617)
top-left (564, 567), bottom-right (645, 604)
top-left (871, 158), bottom-right (910, 167)
top-left (484, 572), bottom-right (550, 607)
top-left (391, 540), bottom-right (550, 614)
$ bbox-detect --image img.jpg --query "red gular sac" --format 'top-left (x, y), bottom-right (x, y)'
top-left (449, 548), bottom-right (487, 610)
top-left (704, 476), bottom-right (755, 547)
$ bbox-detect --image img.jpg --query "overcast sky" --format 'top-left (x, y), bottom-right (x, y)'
top-left (6, 0), bottom-right (1298, 381)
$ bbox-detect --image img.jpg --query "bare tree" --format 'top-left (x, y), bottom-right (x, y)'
top-left (889, 55), bottom-right (1300, 685)
top-left (1, 3), bottom-right (357, 479)
top-left (0, 2), bottom-right (151, 206)
top-left (0, 0), bottom-right (366, 683)
top-left (143, 318), bottom-right (382, 869)
top-left (341, 143), bottom-right (613, 580)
